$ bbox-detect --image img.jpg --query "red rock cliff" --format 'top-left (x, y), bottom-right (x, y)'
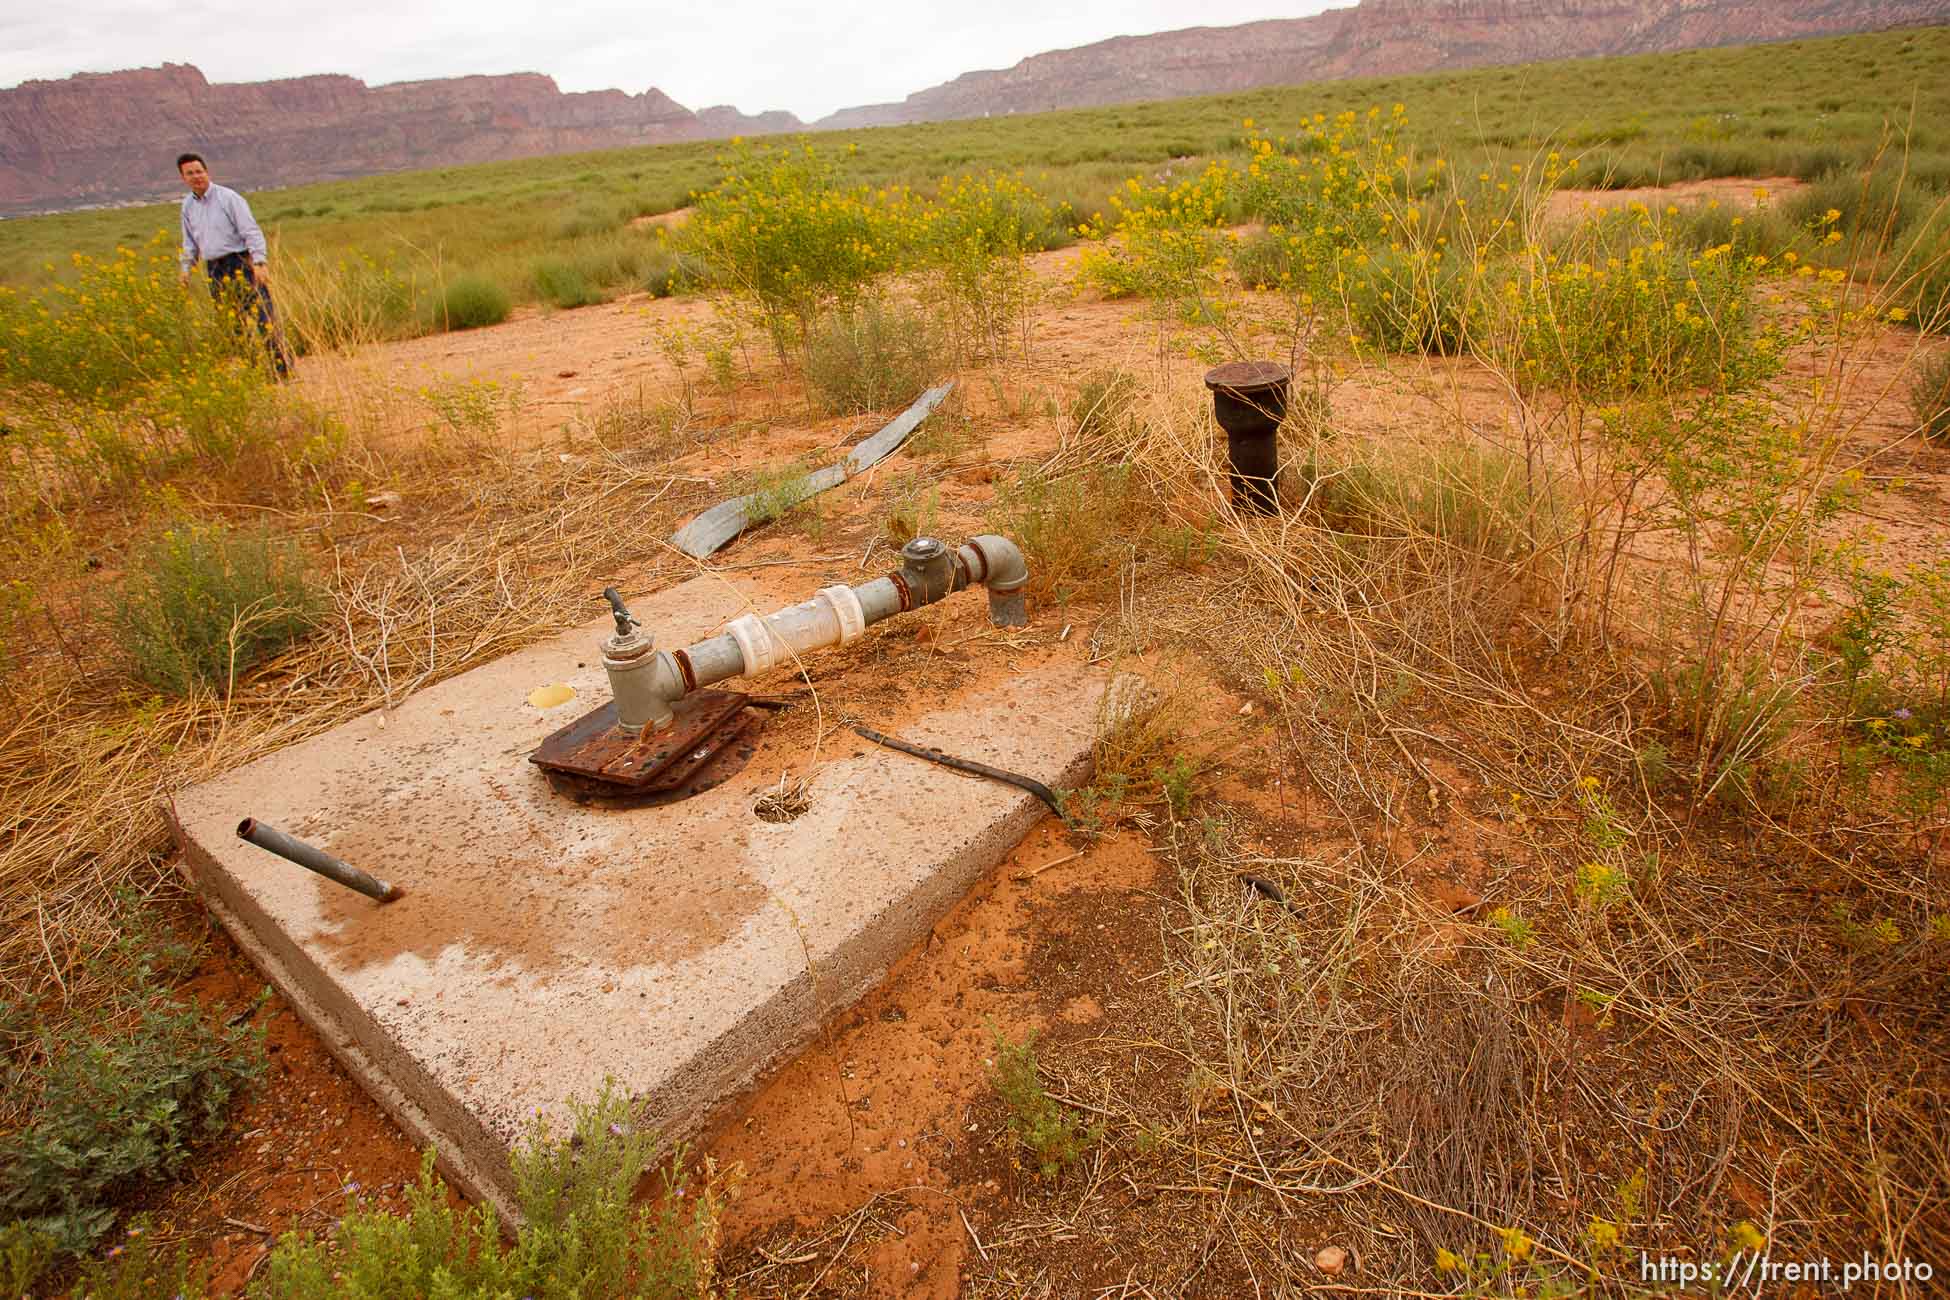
top-left (0, 64), bottom-right (799, 214)
top-left (815, 0), bottom-right (1950, 128)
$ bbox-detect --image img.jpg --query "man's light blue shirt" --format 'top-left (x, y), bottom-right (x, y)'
top-left (179, 183), bottom-right (268, 274)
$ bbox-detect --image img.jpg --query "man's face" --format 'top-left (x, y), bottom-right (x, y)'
top-left (179, 160), bottom-right (211, 196)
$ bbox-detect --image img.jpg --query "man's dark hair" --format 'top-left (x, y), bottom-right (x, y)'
top-left (176, 152), bottom-right (205, 171)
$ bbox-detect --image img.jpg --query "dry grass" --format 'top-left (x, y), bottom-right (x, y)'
top-left (0, 418), bottom-right (713, 1126)
top-left (765, 334), bottom-right (1945, 1293)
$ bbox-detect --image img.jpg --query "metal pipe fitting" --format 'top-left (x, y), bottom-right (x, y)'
top-left (236, 818), bottom-right (401, 903)
top-left (599, 589), bottom-right (686, 734)
top-left (897, 537), bottom-right (956, 606)
top-left (1204, 361), bottom-right (1290, 515)
top-left (612, 533), bottom-right (1031, 731)
top-left (953, 534), bottom-right (1030, 627)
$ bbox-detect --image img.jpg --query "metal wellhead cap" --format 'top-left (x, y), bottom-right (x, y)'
top-left (1203, 360), bottom-right (1291, 396)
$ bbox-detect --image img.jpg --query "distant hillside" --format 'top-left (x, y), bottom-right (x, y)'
top-left (816, 0), bottom-right (1950, 128)
top-left (0, 65), bottom-right (801, 216)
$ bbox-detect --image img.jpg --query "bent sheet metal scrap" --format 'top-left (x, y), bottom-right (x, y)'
top-left (669, 382), bottom-right (954, 559)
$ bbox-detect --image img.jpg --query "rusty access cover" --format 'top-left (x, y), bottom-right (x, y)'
top-left (1202, 360), bottom-right (1291, 396)
top-left (530, 689), bottom-right (769, 806)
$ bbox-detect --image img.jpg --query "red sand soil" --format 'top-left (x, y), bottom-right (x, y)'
top-left (136, 176), bottom-right (1950, 1296)
top-left (139, 912), bottom-right (428, 1294)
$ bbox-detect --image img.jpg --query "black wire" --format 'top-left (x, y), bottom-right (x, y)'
top-left (1239, 872), bottom-right (1303, 916)
top-left (851, 725), bottom-right (1066, 819)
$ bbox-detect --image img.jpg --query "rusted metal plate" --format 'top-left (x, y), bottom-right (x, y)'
top-left (530, 689), bottom-right (768, 805)
top-left (640, 713), bottom-right (765, 803)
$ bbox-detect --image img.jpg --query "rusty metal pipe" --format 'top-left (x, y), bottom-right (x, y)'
top-left (236, 818), bottom-right (401, 903)
top-left (632, 534), bottom-right (1031, 724)
top-left (1204, 361), bottom-right (1290, 515)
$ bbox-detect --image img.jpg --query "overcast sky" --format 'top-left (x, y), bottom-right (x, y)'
top-left (2, 2), bottom-right (1344, 122)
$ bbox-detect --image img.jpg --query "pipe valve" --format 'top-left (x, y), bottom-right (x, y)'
top-left (603, 586), bottom-right (639, 638)
top-left (534, 534), bottom-right (1032, 803)
top-left (598, 588), bottom-right (682, 735)
top-left (585, 535), bottom-right (1030, 740)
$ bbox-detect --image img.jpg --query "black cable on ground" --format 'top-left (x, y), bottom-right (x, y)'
top-left (1239, 873), bottom-right (1304, 917)
top-left (851, 725), bottom-right (1066, 819)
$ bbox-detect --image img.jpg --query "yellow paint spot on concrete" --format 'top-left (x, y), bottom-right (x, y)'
top-left (527, 683), bottom-right (576, 709)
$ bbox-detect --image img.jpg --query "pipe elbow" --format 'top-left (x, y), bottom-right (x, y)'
top-left (610, 648), bottom-right (686, 733)
top-left (958, 534), bottom-right (1030, 627)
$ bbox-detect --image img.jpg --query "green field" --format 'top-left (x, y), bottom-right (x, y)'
top-left (4, 23), bottom-right (1946, 324)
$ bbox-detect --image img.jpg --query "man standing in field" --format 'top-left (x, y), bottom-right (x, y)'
top-left (176, 152), bottom-right (291, 379)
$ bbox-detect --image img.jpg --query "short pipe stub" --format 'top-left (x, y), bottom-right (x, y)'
top-left (1204, 360), bottom-right (1290, 516)
top-left (988, 590), bottom-right (1029, 628)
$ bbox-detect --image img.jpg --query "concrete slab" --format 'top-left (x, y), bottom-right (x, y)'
top-left (171, 574), bottom-right (1107, 1219)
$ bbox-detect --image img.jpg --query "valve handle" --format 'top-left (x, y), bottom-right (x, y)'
top-left (602, 587), bottom-right (638, 638)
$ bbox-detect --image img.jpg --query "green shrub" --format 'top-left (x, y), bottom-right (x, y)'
top-left (436, 274), bottom-right (512, 330)
top-left (1339, 246), bottom-right (1478, 355)
top-left (988, 1027), bottom-right (1102, 1179)
top-left (0, 237), bottom-right (234, 407)
top-left (552, 200), bottom-right (626, 240)
top-left (0, 237), bottom-right (280, 504)
top-left (1785, 145), bottom-right (1850, 181)
top-left (734, 459), bottom-right (820, 527)
top-left (681, 142), bottom-right (901, 350)
top-left (1913, 348), bottom-right (1950, 440)
top-left (1232, 229), bottom-right (1295, 290)
top-left (1233, 117), bottom-right (1391, 246)
top-left (113, 521), bottom-right (320, 696)
top-left (802, 299), bottom-right (941, 414)
top-left (250, 1084), bottom-right (739, 1299)
top-left (1077, 163), bottom-right (1236, 310)
top-left (1506, 214), bottom-right (1769, 399)
top-left (1782, 168), bottom-right (1933, 243)
top-left (72, 1217), bottom-right (211, 1299)
top-left (917, 174), bottom-right (1048, 361)
top-left (0, 1222), bottom-right (57, 1297)
top-left (991, 464), bottom-right (1137, 602)
top-left (1667, 143), bottom-right (1769, 181)
top-left (1036, 170), bottom-right (1125, 246)
top-left (1667, 202), bottom-right (1799, 259)
top-left (532, 257), bottom-right (605, 309)
top-left (641, 245), bottom-right (684, 297)
top-left (0, 909), bottom-right (261, 1257)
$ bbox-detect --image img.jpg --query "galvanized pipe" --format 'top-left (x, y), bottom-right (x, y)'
top-left (236, 818), bottom-right (402, 903)
top-left (623, 534), bottom-right (1031, 728)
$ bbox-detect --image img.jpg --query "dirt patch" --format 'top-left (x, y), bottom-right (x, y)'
top-left (706, 826), bottom-right (1182, 1297)
top-left (629, 206), bottom-right (693, 231)
top-left (136, 906), bottom-right (428, 1294)
top-left (1545, 174), bottom-right (1805, 223)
